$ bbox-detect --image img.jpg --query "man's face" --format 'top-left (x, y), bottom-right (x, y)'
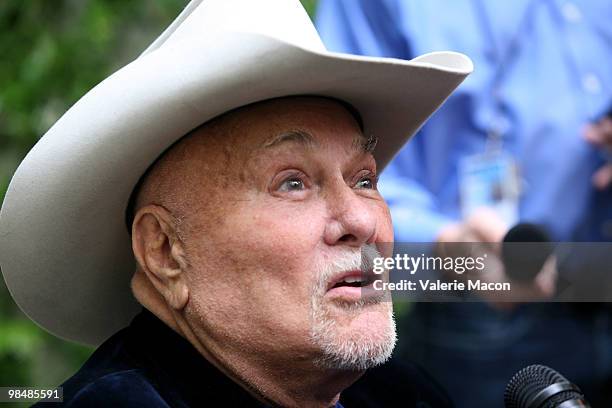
top-left (170, 97), bottom-right (395, 370)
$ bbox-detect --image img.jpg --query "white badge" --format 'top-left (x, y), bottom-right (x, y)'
top-left (459, 151), bottom-right (521, 225)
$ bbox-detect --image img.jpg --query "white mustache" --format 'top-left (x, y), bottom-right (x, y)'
top-left (313, 244), bottom-right (382, 294)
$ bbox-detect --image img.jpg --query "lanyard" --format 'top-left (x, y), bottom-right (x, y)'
top-left (472, 0), bottom-right (541, 150)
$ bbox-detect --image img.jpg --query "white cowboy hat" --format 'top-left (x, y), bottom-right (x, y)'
top-left (0, 0), bottom-right (472, 346)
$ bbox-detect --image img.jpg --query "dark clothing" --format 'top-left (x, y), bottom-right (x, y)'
top-left (34, 309), bottom-right (267, 407)
top-left (340, 360), bottom-right (453, 408)
top-left (34, 309), bottom-right (451, 407)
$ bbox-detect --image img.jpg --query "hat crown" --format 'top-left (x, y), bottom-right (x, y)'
top-left (142, 0), bottom-right (325, 56)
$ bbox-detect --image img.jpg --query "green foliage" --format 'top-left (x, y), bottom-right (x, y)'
top-left (300, 0), bottom-right (319, 16)
top-left (0, 0), bottom-right (318, 398)
top-left (0, 0), bottom-right (188, 394)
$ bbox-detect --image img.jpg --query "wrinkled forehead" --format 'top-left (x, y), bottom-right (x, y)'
top-left (213, 96), bottom-right (365, 148)
top-left (219, 97), bottom-right (373, 161)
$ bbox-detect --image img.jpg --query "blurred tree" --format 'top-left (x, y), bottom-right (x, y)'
top-left (0, 1), bottom-right (318, 406)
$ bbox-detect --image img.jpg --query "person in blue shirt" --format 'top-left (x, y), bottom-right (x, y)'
top-left (317, 1), bottom-right (612, 407)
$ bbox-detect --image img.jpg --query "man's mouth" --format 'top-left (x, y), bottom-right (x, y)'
top-left (326, 270), bottom-right (377, 300)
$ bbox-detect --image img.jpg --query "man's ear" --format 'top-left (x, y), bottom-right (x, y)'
top-left (131, 205), bottom-right (189, 310)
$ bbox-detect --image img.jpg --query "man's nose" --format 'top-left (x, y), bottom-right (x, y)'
top-left (323, 183), bottom-right (377, 248)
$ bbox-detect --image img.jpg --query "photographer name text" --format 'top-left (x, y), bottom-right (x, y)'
top-left (373, 279), bottom-right (511, 292)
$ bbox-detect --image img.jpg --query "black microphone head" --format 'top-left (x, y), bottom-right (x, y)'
top-left (502, 223), bottom-right (553, 282)
top-left (504, 365), bottom-right (589, 408)
top-left (504, 223), bottom-right (551, 243)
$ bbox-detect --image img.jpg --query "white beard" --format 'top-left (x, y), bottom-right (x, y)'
top-left (309, 245), bottom-right (396, 370)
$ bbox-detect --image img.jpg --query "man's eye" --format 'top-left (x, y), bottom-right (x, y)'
top-left (278, 177), bottom-right (305, 192)
top-left (355, 175), bottom-right (377, 189)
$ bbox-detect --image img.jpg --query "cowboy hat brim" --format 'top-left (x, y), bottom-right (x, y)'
top-left (0, 30), bottom-right (471, 346)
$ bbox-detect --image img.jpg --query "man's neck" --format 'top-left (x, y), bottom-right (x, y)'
top-left (173, 310), bottom-right (361, 407)
top-left (132, 272), bottom-right (361, 407)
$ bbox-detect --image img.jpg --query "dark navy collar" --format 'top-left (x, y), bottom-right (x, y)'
top-left (125, 308), bottom-right (269, 406)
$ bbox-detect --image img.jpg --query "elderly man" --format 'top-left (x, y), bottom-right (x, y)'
top-left (0, 0), bottom-right (471, 406)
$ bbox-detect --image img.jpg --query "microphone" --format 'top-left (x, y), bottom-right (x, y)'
top-left (504, 364), bottom-right (590, 408)
top-left (502, 223), bottom-right (553, 282)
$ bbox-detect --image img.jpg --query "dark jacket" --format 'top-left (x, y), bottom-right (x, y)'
top-left (33, 308), bottom-right (452, 407)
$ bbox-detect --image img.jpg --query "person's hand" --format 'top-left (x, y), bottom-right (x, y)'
top-left (437, 207), bottom-right (507, 244)
top-left (435, 207), bottom-right (556, 309)
top-left (583, 116), bottom-right (612, 190)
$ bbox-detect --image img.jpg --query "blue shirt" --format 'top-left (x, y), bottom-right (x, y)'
top-left (316, 0), bottom-right (612, 242)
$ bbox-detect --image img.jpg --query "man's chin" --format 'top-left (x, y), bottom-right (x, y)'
top-left (330, 301), bottom-right (394, 339)
top-left (310, 301), bottom-right (396, 371)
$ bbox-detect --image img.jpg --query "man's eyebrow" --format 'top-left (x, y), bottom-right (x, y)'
top-left (353, 133), bottom-right (378, 154)
top-left (260, 130), bottom-right (318, 149)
